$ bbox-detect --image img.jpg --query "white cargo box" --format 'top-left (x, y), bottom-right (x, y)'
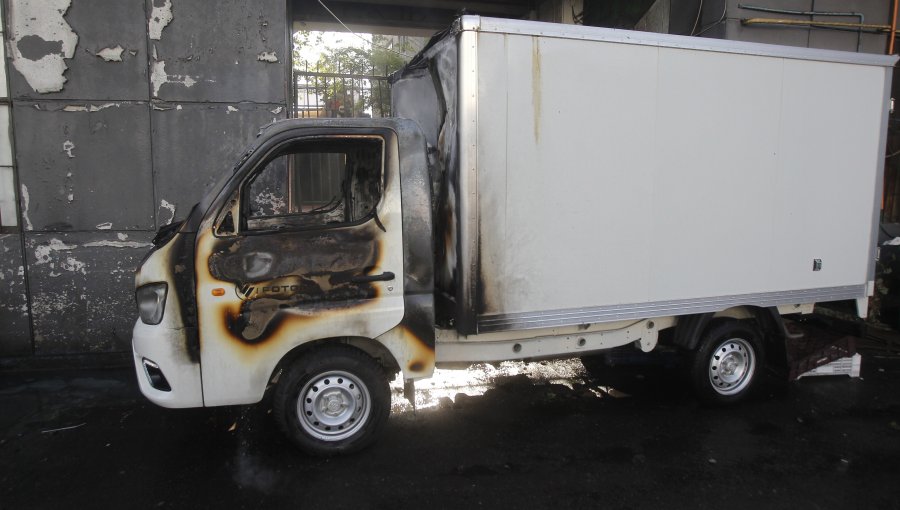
top-left (393, 16), bottom-right (896, 335)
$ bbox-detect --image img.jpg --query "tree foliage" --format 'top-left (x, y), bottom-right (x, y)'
top-left (293, 32), bottom-right (423, 117)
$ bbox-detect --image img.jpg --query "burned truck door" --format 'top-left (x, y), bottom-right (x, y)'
top-left (194, 131), bottom-right (406, 406)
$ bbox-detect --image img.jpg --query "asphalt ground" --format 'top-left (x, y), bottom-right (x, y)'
top-left (1, 353), bottom-right (899, 510)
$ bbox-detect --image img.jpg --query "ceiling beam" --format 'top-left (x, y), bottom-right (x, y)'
top-left (293, 0), bottom-right (534, 31)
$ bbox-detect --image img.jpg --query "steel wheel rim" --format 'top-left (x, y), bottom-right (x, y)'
top-left (708, 337), bottom-right (756, 396)
top-left (297, 370), bottom-right (371, 442)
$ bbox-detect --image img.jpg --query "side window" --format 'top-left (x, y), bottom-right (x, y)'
top-left (242, 137), bottom-right (383, 231)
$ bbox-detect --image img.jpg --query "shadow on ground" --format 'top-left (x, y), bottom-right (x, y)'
top-left (1, 356), bottom-right (899, 510)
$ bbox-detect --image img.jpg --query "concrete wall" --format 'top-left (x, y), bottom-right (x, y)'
top-left (0, 0), bottom-right (287, 357)
top-left (0, 0), bottom-right (892, 359)
top-left (662, 0), bottom-right (889, 53)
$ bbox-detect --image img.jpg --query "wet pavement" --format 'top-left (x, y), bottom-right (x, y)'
top-left (1, 354), bottom-right (899, 510)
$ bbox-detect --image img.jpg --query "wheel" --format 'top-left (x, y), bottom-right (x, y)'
top-left (689, 319), bottom-right (765, 405)
top-left (274, 344), bottom-right (390, 456)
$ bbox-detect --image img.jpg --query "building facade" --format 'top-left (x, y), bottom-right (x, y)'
top-left (0, 0), bottom-right (893, 361)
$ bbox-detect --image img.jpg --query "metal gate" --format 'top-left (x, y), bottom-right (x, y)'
top-left (292, 64), bottom-right (392, 119)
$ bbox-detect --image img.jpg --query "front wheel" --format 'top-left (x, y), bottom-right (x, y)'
top-left (274, 344), bottom-right (390, 456)
top-left (689, 320), bottom-right (765, 405)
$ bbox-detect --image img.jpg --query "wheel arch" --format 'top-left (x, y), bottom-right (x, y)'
top-left (268, 336), bottom-right (401, 387)
top-left (673, 306), bottom-right (786, 353)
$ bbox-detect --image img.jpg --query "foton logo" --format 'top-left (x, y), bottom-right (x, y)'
top-left (236, 283), bottom-right (256, 300)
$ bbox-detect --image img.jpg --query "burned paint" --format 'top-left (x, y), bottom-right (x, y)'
top-left (8, 0), bottom-right (78, 94)
top-left (393, 118), bottom-right (437, 368)
top-left (180, 121), bottom-right (423, 406)
top-left (135, 229), bottom-right (200, 365)
top-left (207, 222), bottom-right (384, 344)
top-left (393, 39), bottom-right (458, 330)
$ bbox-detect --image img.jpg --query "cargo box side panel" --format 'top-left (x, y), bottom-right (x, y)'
top-left (475, 32), bottom-right (659, 318)
top-left (654, 54), bottom-right (884, 297)
top-left (649, 48), bottom-right (783, 299)
top-left (769, 60), bottom-right (886, 291)
top-left (472, 28), bottom-right (884, 332)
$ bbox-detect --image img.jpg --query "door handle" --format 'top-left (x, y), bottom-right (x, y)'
top-left (351, 271), bottom-right (395, 283)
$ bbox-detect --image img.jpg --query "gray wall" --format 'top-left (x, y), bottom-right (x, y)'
top-left (666, 0), bottom-right (889, 52)
top-left (1, 0), bottom-right (287, 357)
top-left (0, 0), bottom-right (892, 359)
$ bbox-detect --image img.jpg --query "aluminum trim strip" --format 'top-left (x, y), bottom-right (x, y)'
top-left (869, 69), bottom-right (893, 285)
top-left (458, 15), bottom-right (898, 68)
top-left (457, 30), bottom-right (480, 334)
top-left (476, 285), bottom-right (867, 332)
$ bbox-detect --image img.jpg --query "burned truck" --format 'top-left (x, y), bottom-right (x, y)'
top-left (132, 16), bottom-right (895, 454)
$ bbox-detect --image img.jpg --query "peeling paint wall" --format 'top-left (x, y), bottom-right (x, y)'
top-left (8, 0), bottom-right (78, 94)
top-left (0, 235), bottom-right (31, 355)
top-left (26, 232), bottom-right (153, 353)
top-left (1, 0), bottom-right (288, 357)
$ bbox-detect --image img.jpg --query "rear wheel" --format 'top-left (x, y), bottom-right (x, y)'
top-left (274, 344), bottom-right (390, 456)
top-left (689, 320), bottom-right (765, 405)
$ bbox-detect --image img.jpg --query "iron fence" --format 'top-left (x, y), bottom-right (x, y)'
top-left (293, 64), bottom-right (392, 119)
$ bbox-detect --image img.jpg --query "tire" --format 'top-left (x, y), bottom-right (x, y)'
top-left (689, 319), bottom-right (765, 405)
top-left (274, 344), bottom-right (390, 456)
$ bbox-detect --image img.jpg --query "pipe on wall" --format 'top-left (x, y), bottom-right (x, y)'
top-left (889, 0), bottom-right (898, 54)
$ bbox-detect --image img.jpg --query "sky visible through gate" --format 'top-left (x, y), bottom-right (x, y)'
top-left (293, 31), bottom-right (367, 69)
top-left (292, 30), bottom-right (426, 118)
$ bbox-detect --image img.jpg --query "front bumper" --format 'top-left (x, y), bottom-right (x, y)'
top-left (132, 320), bottom-right (204, 408)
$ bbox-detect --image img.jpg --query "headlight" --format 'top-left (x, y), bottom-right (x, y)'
top-left (136, 283), bottom-right (167, 325)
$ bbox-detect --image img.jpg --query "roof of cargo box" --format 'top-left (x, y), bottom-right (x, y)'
top-left (443, 15), bottom-right (897, 68)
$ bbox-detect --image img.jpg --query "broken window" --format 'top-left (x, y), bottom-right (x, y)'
top-left (243, 137), bottom-right (383, 231)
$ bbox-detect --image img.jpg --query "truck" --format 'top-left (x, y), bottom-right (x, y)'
top-left (131, 15), bottom-right (896, 455)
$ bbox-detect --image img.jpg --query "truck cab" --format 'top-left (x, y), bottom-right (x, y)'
top-left (133, 118), bottom-right (435, 454)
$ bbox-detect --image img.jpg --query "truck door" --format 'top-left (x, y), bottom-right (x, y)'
top-left (195, 131), bottom-right (405, 406)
